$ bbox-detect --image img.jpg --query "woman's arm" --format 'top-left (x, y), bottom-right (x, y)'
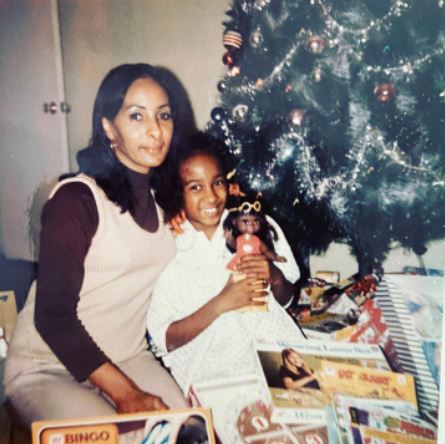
top-left (89, 362), bottom-right (167, 412)
top-left (166, 274), bottom-right (267, 352)
top-left (35, 183), bottom-right (110, 381)
top-left (282, 372), bottom-right (318, 390)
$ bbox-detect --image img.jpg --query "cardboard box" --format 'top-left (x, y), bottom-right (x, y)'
top-left (32, 408), bottom-right (215, 444)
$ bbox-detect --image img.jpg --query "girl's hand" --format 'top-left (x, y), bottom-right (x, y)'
top-left (235, 254), bottom-right (271, 283)
top-left (215, 273), bottom-right (268, 313)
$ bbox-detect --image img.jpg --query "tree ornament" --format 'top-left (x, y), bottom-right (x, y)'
top-left (255, 78), bottom-right (265, 89)
top-left (223, 30), bottom-right (243, 50)
top-left (232, 104), bottom-right (249, 123)
top-left (373, 83), bottom-right (397, 103)
top-left (217, 81), bottom-right (228, 92)
top-left (249, 27), bottom-right (264, 49)
top-left (211, 107), bottom-right (227, 122)
top-left (287, 109), bottom-right (306, 127)
top-left (307, 35), bottom-right (326, 54)
top-left (439, 90), bottom-right (445, 103)
top-left (311, 67), bottom-right (323, 82)
top-left (254, 0), bottom-right (271, 10)
top-left (284, 84), bottom-right (293, 93)
top-left (222, 51), bottom-right (236, 67)
top-left (228, 66), bottom-right (241, 77)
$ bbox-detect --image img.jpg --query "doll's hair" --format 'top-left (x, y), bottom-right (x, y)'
top-left (223, 192), bottom-right (278, 253)
top-left (155, 131), bottom-right (230, 222)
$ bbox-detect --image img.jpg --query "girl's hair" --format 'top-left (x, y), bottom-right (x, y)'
top-left (155, 131), bottom-right (230, 222)
top-left (74, 63), bottom-right (184, 213)
top-left (223, 192), bottom-right (278, 253)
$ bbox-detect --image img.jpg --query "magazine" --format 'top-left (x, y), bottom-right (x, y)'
top-left (254, 339), bottom-right (392, 424)
top-left (332, 394), bottom-right (420, 444)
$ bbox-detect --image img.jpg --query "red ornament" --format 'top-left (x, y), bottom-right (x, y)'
top-left (287, 109), bottom-right (306, 127)
top-left (374, 83), bottom-right (397, 103)
top-left (222, 51), bottom-right (235, 67)
top-left (307, 35), bottom-right (325, 54)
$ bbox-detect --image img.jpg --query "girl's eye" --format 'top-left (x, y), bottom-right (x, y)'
top-left (189, 184), bottom-right (202, 192)
top-left (214, 178), bottom-right (226, 187)
top-left (130, 112), bottom-right (143, 121)
top-left (159, 111), bottom-right (172, 121)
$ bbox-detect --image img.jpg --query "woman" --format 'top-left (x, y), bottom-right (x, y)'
top-left (280, 348), bottom-right (321, 390)
top-left (4, 63), bottom-right (187, 427)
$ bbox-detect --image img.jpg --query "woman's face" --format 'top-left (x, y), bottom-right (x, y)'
top-left (102, 77), bottom-right (174, 173)
top-left (286, 351), bottom-right (303, 367)
top-left (180, 153), bottom-right (227, 240)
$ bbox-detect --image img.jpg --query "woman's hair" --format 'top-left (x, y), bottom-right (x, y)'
top-left (282, 348), bottom-right (297, 365)
top-left (75, 63), bottom-right (185, 213)
top-left (155, 131), bottom-right (230, 222)
top-left (223, 192), bottom-right (278, 253)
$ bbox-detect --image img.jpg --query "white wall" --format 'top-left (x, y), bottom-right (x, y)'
top-left (57, 0), bottom-right (444, 277)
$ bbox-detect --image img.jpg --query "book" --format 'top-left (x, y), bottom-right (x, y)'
top-left (254, 339), bottom-right (392, 424)
top-left (299, 312), bottom-right (356, 341)
top-left (332, 394), bottom-right (420, 444)
top-left (189, 374), bottom-right (329, 443)
top-left (31, 408), bottom-right (215, 444)
top-left (374, 276), bottom-right (442, 415)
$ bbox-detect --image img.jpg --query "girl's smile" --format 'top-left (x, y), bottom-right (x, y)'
top-left (180, 153), bottom-right (227, 239)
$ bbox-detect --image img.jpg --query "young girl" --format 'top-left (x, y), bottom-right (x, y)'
top-left (148, 132), bottom-right (305, 392)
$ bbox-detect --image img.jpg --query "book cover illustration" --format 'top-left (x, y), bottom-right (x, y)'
top-left (320, 361), bottom-right (417, 409)
top-left (332, 394), bottom-right (420, 444)
top-left (254, 339), bottom-right (391, 424)
top-left (348, 405), bottom-right (437, 444)
top-left (32, 408), bottom-right (215, 444)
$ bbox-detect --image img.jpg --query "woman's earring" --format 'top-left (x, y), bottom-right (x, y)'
top-left (110, 141), bottom-right (117, 152)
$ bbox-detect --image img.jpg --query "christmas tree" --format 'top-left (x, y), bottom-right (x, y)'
top-left (208, 0), bottom-right (445, 279)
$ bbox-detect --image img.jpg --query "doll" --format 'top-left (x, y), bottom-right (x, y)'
top-left (223, 192), bottom-right (287, 272)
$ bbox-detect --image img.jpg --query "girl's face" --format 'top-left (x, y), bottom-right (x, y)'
top-left (234, 214), bottom-right (261, 235)
top-left (102, 77), bottom-right (173, 174)
top-left (180, 153), bottom-right (227, 240)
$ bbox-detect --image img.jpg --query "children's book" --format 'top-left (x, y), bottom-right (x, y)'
top-left (374, 276), bottom-right (442, 416)
top-left (32, 408), bottom-right (215, 444)
top-left (189, 373), bottom-right (329, 443)
top-left (254, 339), bottom-right (392, 425)
top-left (332, 394), bottom-right (420, 444)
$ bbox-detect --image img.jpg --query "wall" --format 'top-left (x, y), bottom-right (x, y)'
top-left (57, 0), bottom-right (444, 278)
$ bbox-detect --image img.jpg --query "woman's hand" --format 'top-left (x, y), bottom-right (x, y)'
top-left (89, 362), bottom-right (168, 413)
top-left (215, 273), bottom-right (268, 313)
top-left (114, 387), bottom-right (168, 413)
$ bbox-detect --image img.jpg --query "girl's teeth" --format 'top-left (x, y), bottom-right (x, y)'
top-left (202, 208), bottom-right (217, 215)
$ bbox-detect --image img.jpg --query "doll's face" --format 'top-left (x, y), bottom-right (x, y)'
top-left (234, 214), bottom-right (261, 235)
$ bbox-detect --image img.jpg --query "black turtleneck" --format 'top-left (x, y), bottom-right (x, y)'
top-left (34, 169), bottom-right (157, 382)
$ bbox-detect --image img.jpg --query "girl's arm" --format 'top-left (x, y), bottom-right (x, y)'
top-left (165, 274), bottom-right (267, 352)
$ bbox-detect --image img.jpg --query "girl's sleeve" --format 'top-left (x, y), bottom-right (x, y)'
top-left (266, 215), bottom-right (300, 284)
top-left (34, 182), bottom-right (109, 382)
top-left (147, 268), bottom-right (184, 356)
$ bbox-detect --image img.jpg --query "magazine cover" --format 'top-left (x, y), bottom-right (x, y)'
top-left (32, 408), bottom-right (215, 444)
top-left (348, 405), bottom-right (437, 444)
top-left (254, 339), bottom-right (391, 424)
top-left (332, 394), bottom-right (420, 444)
top-left (319, 361), bottom-right (417, 408)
